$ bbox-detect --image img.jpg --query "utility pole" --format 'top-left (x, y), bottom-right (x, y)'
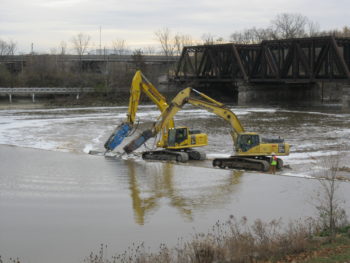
top-left (99, 26), bottom-right (102, 55)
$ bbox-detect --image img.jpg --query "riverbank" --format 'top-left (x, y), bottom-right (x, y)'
top-left (84, 221), bottom-right (350, 263)
top-left (0, 87), bottom-right (182, 109)
top-left (0, 94), bottom-right (346, 111)
top-left (0, 93), bottom-right (131, 109)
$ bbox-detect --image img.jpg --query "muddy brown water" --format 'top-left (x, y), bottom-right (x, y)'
top-left (1, 105), bottom-right (350, 262)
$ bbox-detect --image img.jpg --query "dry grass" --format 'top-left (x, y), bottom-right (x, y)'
top-left (2, 216), bottom-right (347, 263)
top-left (0, 256), bottom-right (21, 263)
top-left (85, 216), bottom-right (323, 263)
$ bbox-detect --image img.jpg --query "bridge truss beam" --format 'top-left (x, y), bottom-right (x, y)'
top-left (175, 36), bottom-right (350, 83)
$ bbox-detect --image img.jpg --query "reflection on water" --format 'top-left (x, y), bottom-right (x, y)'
top-left (125, 160), bottom-right (243, 225)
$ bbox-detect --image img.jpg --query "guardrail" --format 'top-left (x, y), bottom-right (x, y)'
top-left (0, 87), bottom-right (95, 94)
top-left (0, 87), bottom-right (96, 103)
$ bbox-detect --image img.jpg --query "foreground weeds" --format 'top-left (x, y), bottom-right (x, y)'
top-left (3, 216), bottom-right (350, 263)
top-left (85, 216), bottom-right (326, 263)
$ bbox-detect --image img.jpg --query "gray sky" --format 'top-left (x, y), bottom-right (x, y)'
top-left (1, 0), bottom-right (349, 53)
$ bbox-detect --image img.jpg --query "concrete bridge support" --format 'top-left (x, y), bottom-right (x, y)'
top-left (237, 82), bottom-right (322, 106)
top-left (342, 83), bottom-right (350, 110)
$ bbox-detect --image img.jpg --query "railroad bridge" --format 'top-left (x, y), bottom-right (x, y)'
top-left (174, 36), bottom-right (350, 108)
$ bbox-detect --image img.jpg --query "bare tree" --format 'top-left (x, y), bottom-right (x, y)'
top-left (7, 40), bottom-right (17, 55)
top-left (59, 41), bottom-right (67, 55)
top-left (155, 27), bottom-right (174, 56)
top-left (71, 33), bottom-right (91, 57)
top-left (132, 49), bottom-right (146, 71)
top-left (342, 26), bottom-right (350, 37)
top-left (315, 155), bottom-right (348, 240)
top-left (0, 64), bottom-right (13, 86)
top-left (271, 13), bottom-right (308, 39)
top-left (201, 33), bottom-right (215, 45)
top-left (215, 37), bottom-right (225, 44)
top-left (230, 28), bottom-right (261, 44)
top-left (255, 27), bottom-right (277, 41)
top-left (230, 13), bottom-right (320, 43)
top-left (321, 26), bottom-right (350, 37)
top-left (143, 46), bottom-right (156, 55)
top-left (174, 33), bottom-right (194, 55)
top-left (307, 21), bottom-right (321, 37)
top-left (0, 39), bottom-right (17, 56)
top-left (112, 39), bottom-right (128, 55)
top-left (0, 40), bottom-right (9, 56)
top-left (71, 33), bottom-right (91, 72)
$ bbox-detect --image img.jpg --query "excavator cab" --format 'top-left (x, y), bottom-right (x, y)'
top-left (236, 132), bottom-right (290, 157)
top-left (168, 128), bottom-right (186, 147)
top-left (166, 127), bottom-right (208, 149)
top-left (237, 134), bottom-right (260, 152)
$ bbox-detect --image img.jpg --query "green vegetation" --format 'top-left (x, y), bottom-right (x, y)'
top-left (290, 235), bottom-right (350, 263)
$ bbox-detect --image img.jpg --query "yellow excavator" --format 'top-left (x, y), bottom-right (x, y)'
top-left (123, 87), bottom-right (290, 172)
top-left (104, 71), bottom-right (207, 160)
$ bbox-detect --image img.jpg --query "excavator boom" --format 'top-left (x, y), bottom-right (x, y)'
top-left (104, 70), bottom-right (174, 152)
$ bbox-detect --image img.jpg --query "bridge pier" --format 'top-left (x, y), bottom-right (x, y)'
top-left (9, 94), bottom-right (12, 103)
top-left (32, 93), bottom-right (35, 103)
top-left (237, 81), bottom-right (321, 106)
top-left (342, 83), bottom-right (350, 110)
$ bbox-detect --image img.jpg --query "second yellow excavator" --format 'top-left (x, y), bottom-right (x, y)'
top-left (103, 71), bottom-right (207, 160)
top-left (123, 87), bottom-right (290, 172)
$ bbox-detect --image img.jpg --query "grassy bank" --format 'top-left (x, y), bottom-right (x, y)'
top-left (83, 216), bottom-right (350, 263)
top-left (0, 90), bottom-right (180, 108)
top-left (0, 94), bottom-right (130, 110)
top-left (2, 217), bottom-right (350, 262)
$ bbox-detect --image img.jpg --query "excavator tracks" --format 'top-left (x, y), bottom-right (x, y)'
top-left (186, 149), bottom-right (206, 160)
top-left (142, 150), bottom-right (189, 162)
top-left (141, 149), bottom-right (206, 162)
top-left (212, 157), bottom-right (271, 172)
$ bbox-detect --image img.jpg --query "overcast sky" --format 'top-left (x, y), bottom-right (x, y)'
top-left (1, 0), bottom-right (349, 54)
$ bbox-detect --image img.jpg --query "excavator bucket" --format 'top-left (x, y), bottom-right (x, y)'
top-left (104, 123), bottom-right (132, 151)
top-left (123, 129), bottom-right (154, 154)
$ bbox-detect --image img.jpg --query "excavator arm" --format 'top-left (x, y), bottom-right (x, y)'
top-left (104, 70), bottom-right (174, 152)
top-left (127, 70), bottom-right (170, 123)
top-left (185, 94), bottom-right (244, 146)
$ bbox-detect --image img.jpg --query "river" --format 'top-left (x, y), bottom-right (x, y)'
top-left (0, 105), bottom-right (350, 262)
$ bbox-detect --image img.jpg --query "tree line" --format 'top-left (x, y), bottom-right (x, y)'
top-left (0, 13), bottom-right (349, 90)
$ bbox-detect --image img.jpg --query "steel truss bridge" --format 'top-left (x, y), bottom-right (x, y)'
top-left (174, 36), bottom-right (350, 84)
